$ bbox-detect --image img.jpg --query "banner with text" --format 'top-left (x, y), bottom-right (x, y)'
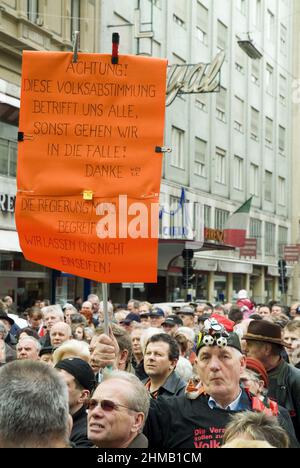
top-left (16, 52), bottom-right (167, 282)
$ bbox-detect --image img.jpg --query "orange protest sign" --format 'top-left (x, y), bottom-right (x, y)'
top-left (16, 52), bottom-right (167, 283)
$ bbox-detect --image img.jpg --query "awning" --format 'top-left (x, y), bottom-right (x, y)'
top-left (0, 230), bottom-right (21, 252)
top-left (158, 239), bottom-right (203, 270)
top-left (194, 258), bottom-right (218, 271)
top-left (0, 92), bottom-right (20, 108)
top-left (267, 266), bottom-right (279, 277)
top-left (218, 260), bottom-right (253, 274)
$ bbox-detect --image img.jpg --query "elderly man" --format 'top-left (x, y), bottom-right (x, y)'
top-left (41, 305), bottom-right (64, 347)
top-left (50, 322), bottom-right (72, 349)
top-left (92, 318), bottom-right (298, 448)
top-left (0, 360), bottom-right (70, 447)
top-left (244, 320), bottom-right (300, 441)
top-left (87, 370), bottom-right (149, 448)
top-left (17, 336), bottom-right (41, 361)
top-left (176, 306), bottom-right (195, 329)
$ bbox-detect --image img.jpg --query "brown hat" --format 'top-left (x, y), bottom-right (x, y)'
top-left (243, 320), bottom-right (292, 349)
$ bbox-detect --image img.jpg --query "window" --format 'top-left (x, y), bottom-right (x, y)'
top-left (215, 208), bottom-right (229, 230)
top-left (280, 24), bottom-right (287, 55)
top-left (253, 0), bottom-right (262, 29)
top-left (265, 222), bottom-right (275, 255)
top-left (279, 75), bottom-right (287, 105)
top-left (250, 164), bottom-right (259, 196)
top-left (264, 170), bottom-right (273, 202)
top-left (169, 196), bottom-right (183, 235)
top-left (265, 117), bottom-right (273, 146)
top-left (173, 14), bottom-right (185, 27)
top-left (173, 0), bottom-right (186, 26)
top-left (278, 226), bottom-right (288, 256)
top-left (216, 87), bottom-right (226, 122)
top-left (251, 107), bottom-right (259, 141)
top-left (234, 96), bottom-right (244, 132)
top-left (0, 138), bottom-right (17, 177)
top-left (194, 138), bottom-right (206, 177)
top-left (250, 218), bottom-right (262, 253)
top-left (235, 37), bottom-right (245, 73)
top-left (204, 205), bottom-right (211, 228)
top-left (217, 20), bottom-right (227, 53)
top-left (215, 148), bottom-right (226, 184)
top-left (236, 0), bottom-right (246, 15)
top-left (278, 177), bottom-right (286, 206)
top-left (278, 126), bottom-right (286, 154)
top-left (71, 0), bottom-right (80, 40)
top-left (171, 126), bottom-right (185, 169)
top-left (27, 0), bottom-right (38, 22)
top-left (196, 93), bottom-right (208, 111)
top-left (196, 2), bottom-right (208, 44)
top-left (266, 64), bottom-right (274, 95)
top-left (267, 10), bottom-right (275, 42)
top-left (251, 60), bottom-right (260, 85)
top-left (234, 156), bottom-right (243, 190)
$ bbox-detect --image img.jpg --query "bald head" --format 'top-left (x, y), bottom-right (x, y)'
top-left (50, 322), bottom-right (72, 349)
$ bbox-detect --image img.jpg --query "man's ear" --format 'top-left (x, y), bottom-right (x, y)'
top-left (130, 412), bottom-right (145, 434)
top-left (170, 358), bottom-right (178, 371)
top-left (118, 349), bottom-right (129, 367)
top-left (78, 389), bottom-right (90, 404)
top-left (240, 354), bottom-right (246, 373)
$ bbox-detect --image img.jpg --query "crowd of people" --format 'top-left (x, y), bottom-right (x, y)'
top-left (0, 290), bottom-right (300, 449)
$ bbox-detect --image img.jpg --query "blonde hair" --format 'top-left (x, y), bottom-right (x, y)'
top-left (222, 411), bottom-right (290, 448)
top-left (222, 438), bottom-right (274, 448)
top-left (52, 339), bottom-right (90, 365)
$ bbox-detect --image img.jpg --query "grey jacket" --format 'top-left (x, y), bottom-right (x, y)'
top-left (143, 370), bottom-right (186, 399)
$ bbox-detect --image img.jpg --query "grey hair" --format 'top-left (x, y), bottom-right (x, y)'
top-left (42, 305), bottom-right (64, 320)
top-left (102, 370), bottom-right (150, 430)
top-left (0, 361), bottom-right (69, 447)
top-left (17, 336), bottom-right (41, 352)
top-left (0, 322), bottom-right (8, 340)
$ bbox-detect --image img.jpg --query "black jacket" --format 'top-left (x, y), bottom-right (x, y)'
top-left (268, 359), bottom-right (300, 441)
top-left (143, 370), bottom-right (186, 399)
top-left (144, 390), bottom-right (299, 449)
top-left (71, 405), bottom-right (93, 448)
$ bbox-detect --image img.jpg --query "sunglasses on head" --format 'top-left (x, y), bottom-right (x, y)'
top-left (87, 398), bottom-right (133, 412)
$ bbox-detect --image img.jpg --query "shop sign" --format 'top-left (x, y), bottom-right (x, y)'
top-left (0, 193), bottom-right (16, 213)
top-left (166, 51), bottom-right (225, 106)
top-left (204, 227), bottom-right (224, 243)
top-left (240, 238), bottom-right (257, 258)
top-left (284, 245), bottom-right (299, 262)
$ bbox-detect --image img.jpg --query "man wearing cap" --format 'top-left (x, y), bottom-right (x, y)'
top-left (55, 357), bottom-right (96, 448)
top-left (244, 320), bottom-right (300, 441)
top-left (120, 312), bottom-right (141, 333)
top-left (176, 306), bottom-right (195, 329)
top-left (0, 313), bottom-right (17, 347)
top-left (148, 308), bottom-right (165, 328)
top-left (89, 317), bottom-right (298, 448)
top-left (162, 315), bottom-right (183, 337)
top-left (39, 346), bottom-right (54, 366)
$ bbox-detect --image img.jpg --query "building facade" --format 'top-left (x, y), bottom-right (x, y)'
top-left (0, 0), bottom-right (296, 307)
top-left (99, 0), bottom-right (293, 304)
top-left (0, 0), bottom-right (100, 309)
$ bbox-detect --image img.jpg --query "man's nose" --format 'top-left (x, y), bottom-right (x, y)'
top-left (209, 356), bottom-right (221, 370)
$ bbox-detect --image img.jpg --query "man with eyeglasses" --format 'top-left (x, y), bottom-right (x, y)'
top-left (87, 370), bottom-right (149, 448)
top-left (92, 319), bottom-right (299, 448)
